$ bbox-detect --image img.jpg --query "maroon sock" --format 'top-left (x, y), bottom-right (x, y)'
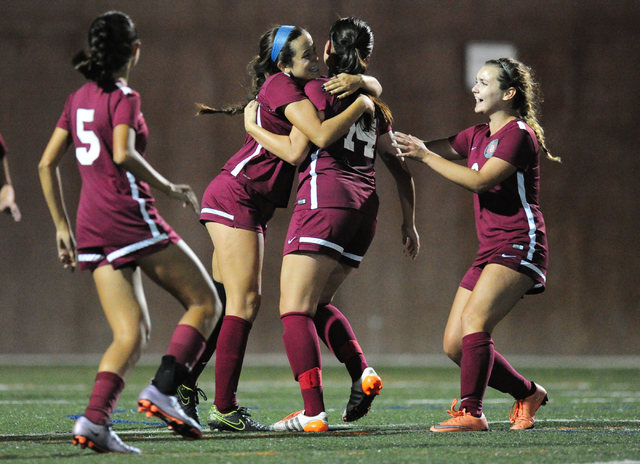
top-left (488, 351), bottom-right (533, 399)
top-left (83, 371), bottom-right (124, 425)
top-left (214, 316), bottom-right (251, 413)
top-left (184, 280), bottom-right (226, 388)
top-left (460, 332), bottom-right (494, 417)
top-left (281, 312), bottom-right (324, 416)
top-left (314, 304), bottom-right (367, 382)
top-left (166, 324), bottom-right (206, 370)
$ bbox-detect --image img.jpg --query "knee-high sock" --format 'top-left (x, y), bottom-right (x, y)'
top-left (214, 315), bottom-right (251, 413)
top-left (83, 371), bottom-right (124, 425)
top-left (460, 332), bottom-right (494, 417)
top-left (184, 280), bottom-right (226, 388)
top-left (166, 324), bottom-right (206, 370)
top-left (314, 304), bottom-right (367, 382)
top-left (281, 312), bottom-right (324, 416)
top-left (488, 351), bottom-right (533, 399)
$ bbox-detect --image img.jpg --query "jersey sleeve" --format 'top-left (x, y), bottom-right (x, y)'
top-left (263, 73), bottom-right (307, 112)
top-left (448, 125), bottom-right (477, 159)
top-left (304, 79), bottom-right (331, 112)
top-left (112, 91), bottom-right (141, 128)
top-left (493, 125), bottom-right (537, 170)
top-left (55, 93), bottom-right (74, 132)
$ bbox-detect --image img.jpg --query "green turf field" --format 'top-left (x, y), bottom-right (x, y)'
top-left (1, 361), bottom-right (639, 463)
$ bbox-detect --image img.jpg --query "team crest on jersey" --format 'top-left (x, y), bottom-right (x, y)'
top-left (484, 139), bottom-right (499, 158)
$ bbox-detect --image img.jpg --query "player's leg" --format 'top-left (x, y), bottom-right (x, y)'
top-left (272, 252), bottom-right (337, 432)
top-left (73, 265), bottom-right (144, 453)
top-left (136, 240), bottom-right (221, 439)
top-left (204, 222), bottom-right (270, 431)
top-left (432, 264), bottom-right (532, 432)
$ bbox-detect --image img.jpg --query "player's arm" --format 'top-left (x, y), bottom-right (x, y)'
top-left (0, 155), bottom-right (21, 221)
top-left (394, 132), bottom-right (516, 193)
top-left (38, 127), bottom-right (76, 270)
top-left (243, 100), bottom-right (310, 166)
top-left (284, 94), bottom-right (374, 148)
top-left (377, 132), bottom-right (420, 259)
top-left (323, 73), bottom-right (383, 99)
top-left (113, 125), bottom-right (199, 214)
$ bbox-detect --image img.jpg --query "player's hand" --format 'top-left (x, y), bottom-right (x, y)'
top-left (393, 132), bottom-right (429, 161)
top-left (244, 100), bottom-right (259, 130)
top-left (169, 184), bottom-right (199, 215)
top-left (323, 73), bottom-right (363, 99)
top-left (56, 228), bottom-right (76, 272)
top-left (0, 184), bottom-right (21, 222)
top-left (402, 223), bottom-right (420, 260)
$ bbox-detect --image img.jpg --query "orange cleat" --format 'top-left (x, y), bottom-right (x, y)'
top-left (509, 383), bottom-right (548, 430)
top-left (430, 398), bottom-right (489, 432)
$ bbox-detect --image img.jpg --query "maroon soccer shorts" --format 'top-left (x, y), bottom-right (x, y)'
top-left (200, 171), bottom-right (276, 235)
top-left (283, 207), bottom-right (377, 268)
top-left (77, 234), bottom-right (179, 272)
top-left (460, 242), bottom-right (548, 294)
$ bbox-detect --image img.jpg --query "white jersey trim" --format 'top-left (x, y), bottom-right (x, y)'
top-left (231, 103), bottom-right (263, 177)
top-left (309, 149), bottom-right (320, 209)
top-left (516, 170), bottom-right (537, 261)
top-left (126, 171), bottom-right (161, 237)
top-left (201, 207), bottom-right (234, 221)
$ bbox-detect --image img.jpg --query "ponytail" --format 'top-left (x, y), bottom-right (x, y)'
top-left (490, 58), bottom-right (561, 163)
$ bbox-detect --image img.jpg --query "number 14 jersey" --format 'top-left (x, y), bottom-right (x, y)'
top-left (295, 78), bottom-right (390, 217)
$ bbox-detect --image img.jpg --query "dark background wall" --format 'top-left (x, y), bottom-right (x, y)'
top-left (1, 0), bottom-right (638, 357)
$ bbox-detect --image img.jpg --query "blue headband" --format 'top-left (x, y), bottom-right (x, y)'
top-left (271, 25), bottom-right (295, 62)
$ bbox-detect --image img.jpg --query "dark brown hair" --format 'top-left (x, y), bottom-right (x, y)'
top-left (197, 25), bottom-right (304, 116)
top-left (72, 11), bottom-right (138, 87)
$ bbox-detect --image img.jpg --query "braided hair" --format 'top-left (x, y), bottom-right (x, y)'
top-left (197, 25), bottom-right (304, 116)
top-left (488, 58), bottom-right (561, 163)
top-left (72, 11), bottom-right (138, 87)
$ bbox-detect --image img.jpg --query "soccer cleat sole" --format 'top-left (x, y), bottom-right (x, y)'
top-left (72, 434), bottom-right (107, 453)
top-left (138, 399), bottom-right (202, 439)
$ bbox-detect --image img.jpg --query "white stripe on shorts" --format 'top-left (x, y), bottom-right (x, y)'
top-left (299, 237), bottom-right (344, 254)
top-left (78, 253), bottom-right (105, 262)
top-left (201, 208), bottom-right (234, 221)
top-left (106, 234), bottom-right (169, 262)
top-left (519, 260), bottom-right (546, 282)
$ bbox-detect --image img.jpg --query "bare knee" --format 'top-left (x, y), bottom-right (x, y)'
top-left (443, 335), bottom-right (462, 365)
top-left (226, 291), bottom-right (261, 323)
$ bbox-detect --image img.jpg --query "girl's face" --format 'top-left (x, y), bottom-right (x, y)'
top-left (472, 65), bottom-right (513, 114)
top-left (281, 31), bottom-right (320, 81)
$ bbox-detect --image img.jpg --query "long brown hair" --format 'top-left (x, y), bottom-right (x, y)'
top-left (487, 58), bottom-right (561, 163)
top-left (327, 17), bottom-right (392, 129)
top-left (197, 25), bottom-right (304, 116)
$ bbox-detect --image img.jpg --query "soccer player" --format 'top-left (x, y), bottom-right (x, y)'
top-left (245, 17), bottom-right (419, 432)
top-left (0, 133), bottom-right (21, 222)
top-left (38, 11), bottom-right (222, 453)
top-left (394, 57), bottom-right (560, 432)
top-left (195, 24), bottom-right (378, 432)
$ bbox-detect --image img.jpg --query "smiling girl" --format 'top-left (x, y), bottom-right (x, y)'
top-left (394, 57), bottom-right (560, 432)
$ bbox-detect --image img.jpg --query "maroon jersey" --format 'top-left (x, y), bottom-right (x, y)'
top-left (449, 119), bottom-right (548, 265)
top-left (221, 72), bottom-right (306, 207)
top-left (56, 80), bottom-right (176, 250)
top-left (295, 78), bottom-right (390, 216)
top-left (0, 132), bottom-right (6, 159)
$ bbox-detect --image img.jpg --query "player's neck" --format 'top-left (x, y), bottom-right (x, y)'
top-left (488, 110), bottom-right (517, 135)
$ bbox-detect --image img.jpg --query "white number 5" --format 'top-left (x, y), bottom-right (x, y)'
top-left (75, 108), bottom-right (100, 165)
